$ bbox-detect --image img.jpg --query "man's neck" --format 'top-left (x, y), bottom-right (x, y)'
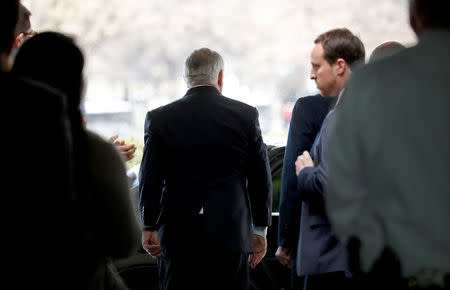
top-left (189, 83), bottom-right (222, 92)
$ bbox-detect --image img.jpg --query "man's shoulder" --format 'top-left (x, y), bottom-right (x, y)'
top-left (86, 130), bottom-right (124, 165)
top-left (293, 94), bottom-right (336, 113)
top-left (295, 94), bottom-right (335, 106)
top-left (221, 94), bottom-right (257, 112)
top-left (146, 97), bottom-right (184, 117)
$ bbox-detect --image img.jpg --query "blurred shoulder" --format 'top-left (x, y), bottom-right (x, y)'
top-left (2, 72), bottom-right (67, 106)
top-left (86, 130), bottom-right (124, 166)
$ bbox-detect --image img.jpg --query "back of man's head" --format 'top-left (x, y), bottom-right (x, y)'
top-left (183, 48), bottom-right (224, 87)
top-left (368, 41), bottom-right (406, 63)
top-left (314, 28), bottom-right (365, 68)
top-left (409, 0), bottom-right (450, 35)
top-left (0, 0), bottom-right (19, 54)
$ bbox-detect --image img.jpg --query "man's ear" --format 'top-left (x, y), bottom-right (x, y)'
top-left (218, 69), bottom-right (223, 90)
top-left (335, 58), bottom-right (347, 76)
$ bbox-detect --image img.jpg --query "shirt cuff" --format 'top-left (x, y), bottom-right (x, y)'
top-left (252, 226), bottom-right (268, 237)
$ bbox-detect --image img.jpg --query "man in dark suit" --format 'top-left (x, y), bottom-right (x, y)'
top-left (1, 1), bottom-right (73, 288)
top-left (292, 28), bottom-right (365, 290)
top-left (276, 94), bottom-right (335, 289)
top-left (139, 47), bottom-right (272, 290)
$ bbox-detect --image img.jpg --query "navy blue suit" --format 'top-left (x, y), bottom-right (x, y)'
top-left (278, 95), bottom-right (336, 248)
top-left (139, 86), bottom-right (272, 290)
top-left (296, 109), bottom-right (351, 288)
top-left (278, 95), bottom-right (336, 288)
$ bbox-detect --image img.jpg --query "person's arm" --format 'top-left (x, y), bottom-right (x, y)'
top-left (296, 154), bottom-right (326, 202)
top-left (247, 107), bottom-right (273, 228)
top-left (89, 133), bottom-right (141, 258)
top-left (278, 98), bottom-right (316, 249)
top-left (295, 111), bottom-right (334, 202)
top-left (247, 107), bottom-right (273, 267)
top-left (139, 111), bottom-right (165, 231)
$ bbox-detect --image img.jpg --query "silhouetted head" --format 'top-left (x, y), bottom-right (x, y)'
top-left (409, 0), bottom-right (450, 36)
top-left (368, 41), bottom-right (406, 63)
top-left (12, 31), bottom-right (85, 109)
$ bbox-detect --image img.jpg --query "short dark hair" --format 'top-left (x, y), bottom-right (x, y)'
top-left (314, 28), bottom-right (365, 67)
top-left (0, 0), bottom-right (19, 53)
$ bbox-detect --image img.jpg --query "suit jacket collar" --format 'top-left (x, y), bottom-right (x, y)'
top-left (184, 85), bottom-right (223, 99)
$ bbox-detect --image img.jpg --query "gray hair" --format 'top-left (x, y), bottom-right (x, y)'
top-left (183, 48), bottom-right (224, 86)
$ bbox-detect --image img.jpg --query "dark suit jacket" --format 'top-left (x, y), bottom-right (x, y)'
top-left (296, 109), bottom-right (350, 276)
top-left (2, 72), bottom-right (74, 288)
top-left (278, 95), bottom-right (336, 248)
top-left (139, 86), bottom-right (272, 254)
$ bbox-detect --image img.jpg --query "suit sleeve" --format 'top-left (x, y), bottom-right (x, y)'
top-left (138, 111), bottom-right (166, 231)
top-left (296, 163), bottom-right (326, 203)
top-left (295, 113), bottom-right (333, 203)
top-left (247, 108), bottom-right (273, 227)
top-left (278, 98), bottom-right (316, 247)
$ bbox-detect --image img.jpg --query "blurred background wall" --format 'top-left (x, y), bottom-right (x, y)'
top-left (21, 0), bottom-right (416, 144)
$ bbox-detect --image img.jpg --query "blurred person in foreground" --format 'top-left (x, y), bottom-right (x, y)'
top-left (13, 1), bottom-right (137, 163)
top-left (291, 28), bottom-right (365, 290)
top-left (325, 0), bottom-right (450, 289)
top-left (139, 47), bottom-right (272, 290)
top-left (1, 1), bottom-right (73, 288)
top-left (12, 31), bottom-right (140, 290)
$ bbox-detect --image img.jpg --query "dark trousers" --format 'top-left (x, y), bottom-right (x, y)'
top-left (290, 259), bottom-right (305, 290)
top-left (157, 252), bottom-right (249, 290)
top-left (302, 271), bottom-right (354, 290)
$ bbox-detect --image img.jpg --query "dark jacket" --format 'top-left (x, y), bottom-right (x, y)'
top-left (2, 72), bottom-right (74, 288)
top-left (296, 109), bottom-right (350, 276)
top-left (139, 85), bottom-right (272, 254)
top-left (278, 95), bottom-right (336, 247)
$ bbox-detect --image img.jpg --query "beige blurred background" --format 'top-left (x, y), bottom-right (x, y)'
top-left (21, 0), bottom-right (416, 143)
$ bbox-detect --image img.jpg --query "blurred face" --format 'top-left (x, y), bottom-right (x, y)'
top-left (310, 42), bottom-right (338, 97)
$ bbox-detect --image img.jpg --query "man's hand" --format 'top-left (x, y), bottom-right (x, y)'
top-left (142, 230), bottom-right (162, 258)
top-left (275, 246), bottom-right (294, 268)
top-left (109, 135), bottom-right (137, 161)
top-left (295, 151), bottom-right (314, 176)
top-left (249, 234), bottom-right (267, 269)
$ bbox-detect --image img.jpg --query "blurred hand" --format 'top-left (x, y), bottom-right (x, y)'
top-left (142, 230), bottom-right (162, 258)
top-left (13, 30), bottom-right (37, 49)
top-left (109, 135), bottom-right (137, 161)
top-left (249, 234), bottom-right (267, 269)
top-left (275, 246), bottom-right (294, 268)
top-left (295, 151), bottom-right (314, 176)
